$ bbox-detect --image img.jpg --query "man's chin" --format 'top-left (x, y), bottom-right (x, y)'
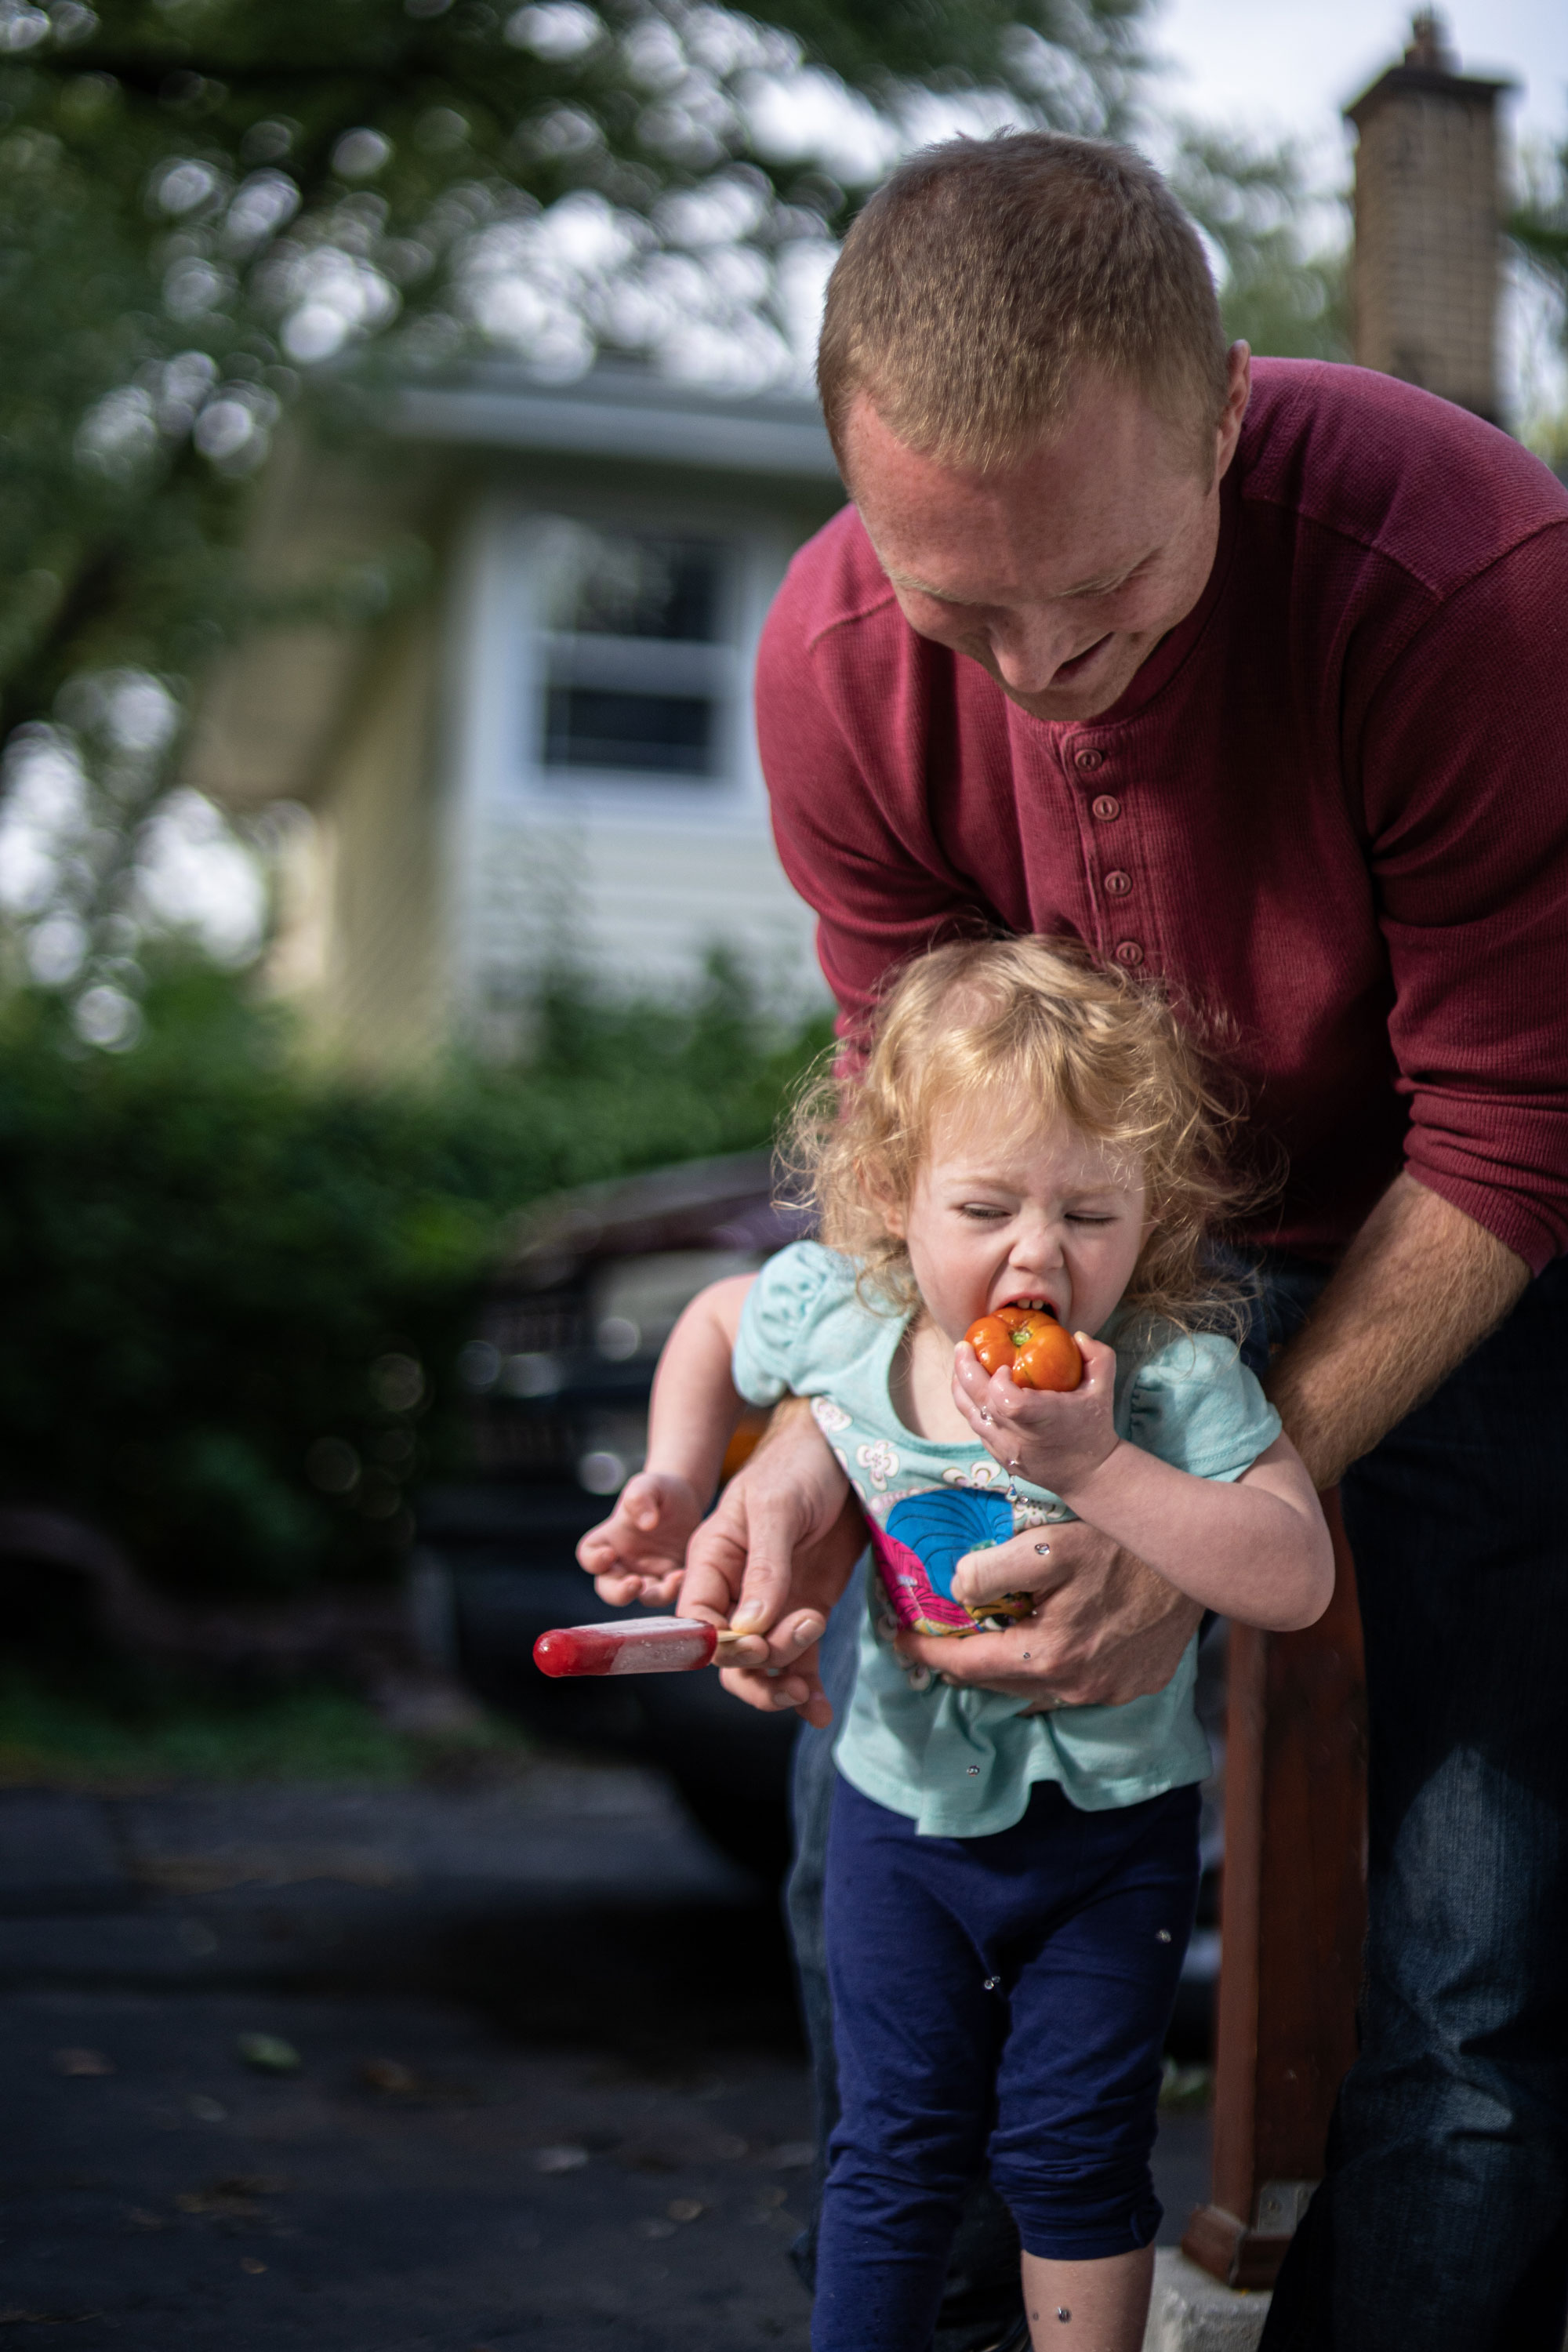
top-left (1004, 662), bottom-right (1144, 724)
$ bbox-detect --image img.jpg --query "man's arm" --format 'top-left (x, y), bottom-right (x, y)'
top-left (1263, 1173), bottom-right (1527, 1486)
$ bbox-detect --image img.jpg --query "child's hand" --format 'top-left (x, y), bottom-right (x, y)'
top-left (575, 1470), bottom-right (705, 1609)
top-left (951, 1333), bottom-right (1123, 1499)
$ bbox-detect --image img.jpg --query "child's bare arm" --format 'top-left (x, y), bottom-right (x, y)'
top-left (576, 1275), bottom-right (756, 1606)
top-left (952, 1336), bottom-right (1334, 1632)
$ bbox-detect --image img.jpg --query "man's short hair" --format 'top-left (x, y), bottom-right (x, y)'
top-left (818, 132), bottom-right (1229, 475)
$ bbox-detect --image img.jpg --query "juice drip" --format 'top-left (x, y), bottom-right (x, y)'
top-left (532, 1617), bottom-right (720, 1678)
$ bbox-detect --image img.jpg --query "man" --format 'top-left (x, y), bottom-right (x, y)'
top-left (684, 133), bottom-right (1568, 2350)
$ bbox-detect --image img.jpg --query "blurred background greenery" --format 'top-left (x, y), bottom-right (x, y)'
top-left (0, 950), bottom-right (826, 1595)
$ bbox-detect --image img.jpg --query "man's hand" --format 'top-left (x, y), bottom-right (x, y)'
top-left (575, 1469), bottom-right (703, 1610)
top-left (916, 1519), bottom-right (1203, 1708)
top-left (678, 1396), bottom-right (864, 1728)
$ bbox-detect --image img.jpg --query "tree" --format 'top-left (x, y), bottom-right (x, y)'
top-left (1169, 125), bottom-right (1348, 362)
top-left (1508, 134), bottom-right (1568, 466)
top-left (0, 0), bottom-right (1151, 1022)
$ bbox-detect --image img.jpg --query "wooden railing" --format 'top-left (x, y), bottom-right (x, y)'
top-left (1183, 1491), bottom-right (1368, 2288)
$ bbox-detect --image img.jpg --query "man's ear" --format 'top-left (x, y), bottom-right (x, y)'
top-left (1212, 341), bottom-right (1251, 488)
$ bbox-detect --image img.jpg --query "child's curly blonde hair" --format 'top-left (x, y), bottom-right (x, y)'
top-left (787, 935), bottom-right (1254, 1333)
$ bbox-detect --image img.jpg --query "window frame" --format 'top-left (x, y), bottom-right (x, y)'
top-left (472, 488), bottom-right (787, 824)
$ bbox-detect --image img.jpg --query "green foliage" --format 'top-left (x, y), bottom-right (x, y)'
top-left (0, 0), bottom-right (1146, 728)
top-left (1170, 126), bottom-right (1348, 361)
top-left (1511, 140), bottom-right (1568, 462)
top-left (1512, 140), bottom-right (1568, 314)
top-left (0, 955), bottom-right (829, 1595)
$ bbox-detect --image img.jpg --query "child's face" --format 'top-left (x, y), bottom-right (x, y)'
top-left (887, 1102), bottom-right (1149, 1345)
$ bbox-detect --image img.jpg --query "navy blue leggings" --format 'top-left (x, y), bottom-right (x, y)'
top-left (814, 1770), bottom-right (1200, 2352)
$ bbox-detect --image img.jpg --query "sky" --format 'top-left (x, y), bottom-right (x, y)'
top-left (1153, 1), bottom-right (1567, 172)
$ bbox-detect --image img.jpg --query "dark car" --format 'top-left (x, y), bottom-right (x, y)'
top-left (414, 1152), bottom-right (811, 1876)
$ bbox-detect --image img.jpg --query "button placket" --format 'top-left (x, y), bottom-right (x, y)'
top-left (1068, 739), bottom-right (1148, 971)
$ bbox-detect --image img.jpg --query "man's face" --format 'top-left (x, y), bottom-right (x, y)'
top-left (841, 345), bottom-right (1250, 724)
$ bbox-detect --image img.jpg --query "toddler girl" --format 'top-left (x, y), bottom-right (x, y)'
top-left (579, 936), bottom-right (1333, 2352)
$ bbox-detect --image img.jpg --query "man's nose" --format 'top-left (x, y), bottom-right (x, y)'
top-left (990, 612), bottom-right (1093, 696)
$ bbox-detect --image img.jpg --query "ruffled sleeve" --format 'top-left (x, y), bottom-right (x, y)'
top-left (1124, 1330), bottom-right (1282, 1483)
top-left (732, 1241), bottom-right (863, 1406)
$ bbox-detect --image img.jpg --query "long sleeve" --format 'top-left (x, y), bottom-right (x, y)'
top-left (1355, 522), bottom-right (1568, 1269)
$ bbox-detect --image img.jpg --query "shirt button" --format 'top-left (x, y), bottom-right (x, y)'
top-left (1091, 794), bottom-right (1121, 822)
top-left (1115, 939), bottom-right (1144, 967)
top-left (1074, 746), bottom-right (1105, 772)
top-left (1103, 869), bottom-right (1133, 897)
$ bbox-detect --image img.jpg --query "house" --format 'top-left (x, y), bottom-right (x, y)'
top-left (187, 363), bottom-right (844, 1069)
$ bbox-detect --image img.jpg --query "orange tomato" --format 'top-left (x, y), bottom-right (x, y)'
top-left (962, 1304), bottom-right (1083, 1393)
top-left (964, 1313), bottom-right (1017, 1376)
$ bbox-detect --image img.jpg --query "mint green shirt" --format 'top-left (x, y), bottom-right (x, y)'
top-left (734, 1242), bottom-right (1281, 1837)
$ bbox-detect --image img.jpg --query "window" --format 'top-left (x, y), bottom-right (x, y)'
top-left (534, 522), bottom-right (731, 785)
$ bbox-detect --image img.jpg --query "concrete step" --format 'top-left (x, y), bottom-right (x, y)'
top-left (1144, 2249), bottom-right (1269, 2351)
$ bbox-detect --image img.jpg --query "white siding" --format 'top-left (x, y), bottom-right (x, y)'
top-left (445, 482), bottom-right (827, 1022)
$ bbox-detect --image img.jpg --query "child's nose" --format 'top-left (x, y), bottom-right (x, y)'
top-left (1011, 1221), bottom-right (1065, 1272)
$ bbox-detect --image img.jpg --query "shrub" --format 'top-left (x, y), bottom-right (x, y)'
top-left (0, 957), bottom-right (827, 1596)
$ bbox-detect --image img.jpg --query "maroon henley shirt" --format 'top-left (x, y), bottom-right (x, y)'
top-left (756, 359), bottom-right (1568, 1272)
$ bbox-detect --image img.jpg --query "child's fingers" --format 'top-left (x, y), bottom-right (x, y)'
top-left (950, 1359), bottom-right (1014, 1446)
top-left (593, 1567), bottom-right (651, 1606)
top-left (638, 1570), bottom-right (684, 1607)
top-left (575, 1523), bottom-right (616, 1572)
top-left (618, 1470), bottom-right (666, 1531)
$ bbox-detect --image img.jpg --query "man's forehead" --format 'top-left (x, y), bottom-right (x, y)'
top-left (843, 388), bottom-right (1192, 604)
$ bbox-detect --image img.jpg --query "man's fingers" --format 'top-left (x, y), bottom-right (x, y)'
top-left (950, 1531), bottom-right (1069, 1606)
top-left (896, 1627), bottom-right (1037, 1680)
top-left (718, 1639), bottom-right (829, 1723)
top-left (727, 1499), bottom-right (811, 1635)
top-left (680, 1506), bottom-right (748, 1620)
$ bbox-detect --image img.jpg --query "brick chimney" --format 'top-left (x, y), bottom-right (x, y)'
top-left (1344, 11), bottom-right (1515, 422)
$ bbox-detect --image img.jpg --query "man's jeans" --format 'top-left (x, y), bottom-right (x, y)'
top-left (1264, 1252), bottom-right (1568, 2350)
top-left (786, 1255), bottom-right (1568, 2350)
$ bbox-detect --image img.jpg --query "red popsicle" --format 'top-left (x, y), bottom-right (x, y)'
top-left (532, 1616), bottom-right (721, 1678)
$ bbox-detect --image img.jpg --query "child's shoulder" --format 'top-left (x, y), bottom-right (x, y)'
top-left (734, 1240), bottom-right (893, 1402)
top-left (1115, 1316), bottom-right (1282, 1482)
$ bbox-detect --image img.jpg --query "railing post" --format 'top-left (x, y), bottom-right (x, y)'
top-left (1183, 1490), bottom-right (1367, 2288)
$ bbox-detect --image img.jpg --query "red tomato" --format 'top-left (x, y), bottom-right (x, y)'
top-left (964, 1313), bottom-right (1017, 1376)
top-left (963, 1304), bottom-right (1083, 1392)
